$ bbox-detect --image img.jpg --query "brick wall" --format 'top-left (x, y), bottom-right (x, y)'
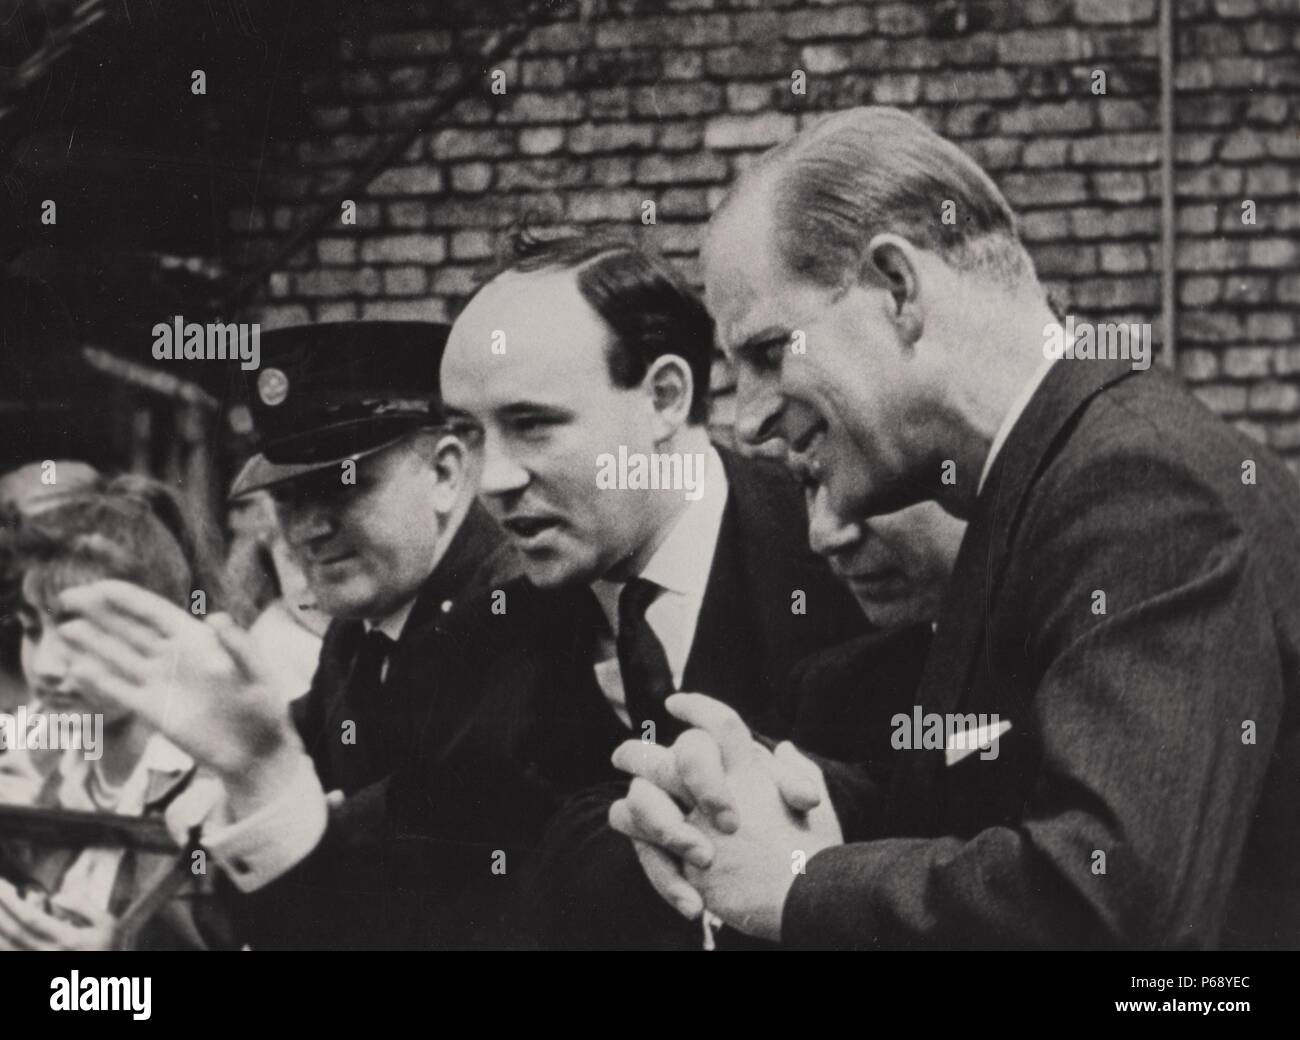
top-left (231, 0), bottom-right (1300, 471)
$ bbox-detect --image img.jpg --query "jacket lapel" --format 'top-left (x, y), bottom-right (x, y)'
top-left (887, 357), bottom-right (1139, 832)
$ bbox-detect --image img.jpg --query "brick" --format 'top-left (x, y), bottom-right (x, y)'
top-left (497, 91), bottom-right (586, 124)
top-left (450, 230), bottom-right (494, 261)
top-left (362, 299), bottom-right (449, 322)
top-left (1249, 381), bottom-right (1300, 415)
top-left (1225, 275), bottom-right (1275, 303)
top-left (296, 268), bottom-right (380, 297)
top-left (360, 234), bottom-right (447, 264)
top-left (1213, 0), bottom-right (1259, 16)
top-left (1276, 347), bottom-right (1300, 376)
top-left (872, 73), bottom-right (921, 105)
top-left (875, 3), bottom-right (928, 36)
top-left (1178, 204), bottom-right (1221, 234)
top-left (1221, 129), bottom-right (1266, 161)
top-left (726, 83), bottom-right (775, 114)
top-left (1249, 238), bottom-right (1300, 267)
top-left (1020, 210), bottom-right (1072, 242)
top-left (589, 156), bottom-right (635, 186)
top-left (663, 51), bottom-right (705, 80)
top-left (659, 122), bottom-right (704, 152)
top-left (1032, 244), bottom-right (1098, 276)
top-left (1179, 23), bottom-right (1244, 56)
top-left (1245, 95), bottom-right (1289, 123)
top-left (1245, 166), bottom-right (1296, 197)
top-left (569, 122), bottom-right (656, 154)
top-left (1070, 133), bottom-right (1160, 167)
top-left (658, 188), bottom-right (713, 219)
top-left (519, 127), bottom-right (566, 155)
top-left (317, 237), bottom-right (357, 265)
top-left (1174, 134), bottom-right (1217, 164)
top-left (785, 6), bottom-right (874, 40)
top-left (1244, 22), bottom-right (1289, 53)
top-left (1179, 348), bottom-right (1220, 382)
top-left (1235, 419), bottom-right (1269, 446)
top-left (1180, 276), bottom-right (1222, 306)
top-left (705, 46), bottom-right (796, 77)
top-left (636, 153), bottom-right (729, 185)
top-left (1000, 171), bottom-right (1088, 206)
top-left (923, 69), bottom-right (1019, 102)
top-left (1097, 99), bottom-right (1157, 131)
top-left (382, 266), bottom-right (428, 296)
top-left (315, 302), bottom-right (358, 323)
top-left (1076, 0), bottom-right (1156, 23)
top-left (1177, 167), bottom-right (1244, 197)
top-left (1069, 206), bottom-right (1160, 239)
top-left (1184, 313), bottom-right (1248, 343)
top-left (632, 83), bottom-right (723, 118)
top-left (1092, 171), bottom-right (1148, 203)
top-left (1100, 243), bottom-right (1150, 273)
top-left (521, 21), bottom-right (594, 54)
top-left (1070, 276), bottom-right (1159, 309)
top-left (496, 158), bottom-right (588, 191)
top-left (1023, 137), bottom-right (1072, 168)
top-left (1195, 383), bottom-right (1248, 415)
top-left (596, 15), bottom-right (732, 50)
top-left (386, 201), bottom-right (428, 229)
top-left (1000, 100), bottom-right (1094, 134)
top-left (704, 113), bottom-right (797, 150)
top-left (255, 304), bottom-right (311, 329)
top-left (965, 137), bottom-right (1022, 171)
top-left (1267, 422), bottom-right (1300, 452)
top-left (1178, 238), bottom-right (1250, 271)
top-left (431, 129), bottom-right (515, 160)
top-left (588, 88), bottom-right (631, 119)
top-left (521, 58), bottom-right (569, 90)
top-left (996, 28), bottom-right (1090, 64)
top-left (1246, 313), bottom-right (1296, 341)
top-left (450, 163), bottom-right (493, 194)
top-left (800, 44), bottom-right (853, 74)
top-left (567, 189), bottom-right (645, 223)
top-left (431, 266), bottom-right (484, 296)
top-left (370, 166), bottom-right (443, 196)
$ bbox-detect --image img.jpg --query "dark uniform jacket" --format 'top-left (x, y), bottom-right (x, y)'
top-left (785, 357), bottom-right (1300, 950)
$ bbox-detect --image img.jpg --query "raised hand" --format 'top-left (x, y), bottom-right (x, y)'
top-left (56, 580), bottom-right (302, 807)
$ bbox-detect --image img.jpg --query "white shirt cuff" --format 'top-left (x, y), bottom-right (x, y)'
top-left (200, 754), bottom-right (329, 892)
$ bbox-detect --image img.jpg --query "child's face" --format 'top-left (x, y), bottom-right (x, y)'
top-left (17, 569), bottom-right (135, 726)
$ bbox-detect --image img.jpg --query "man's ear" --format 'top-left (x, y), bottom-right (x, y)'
top-left (644, 353), bottom-right (694, 441)
top-left (411, 431), bottom-right (469, 513)
top-left (862, 233), bottom-right (924, 348)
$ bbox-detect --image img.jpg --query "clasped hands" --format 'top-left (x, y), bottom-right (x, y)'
top-left (608, 694), bottom-right (843, 943)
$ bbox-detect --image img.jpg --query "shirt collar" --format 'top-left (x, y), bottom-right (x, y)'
top-left (592, 445), bottom-right (729, 631)
top-left (364, 596), bottom-right (417, 642)
top-left (978, 355), bottom-right (1059, 495)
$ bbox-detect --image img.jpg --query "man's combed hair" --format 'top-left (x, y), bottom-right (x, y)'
top-left (493, 227), bottom-right (716, 425)
top-left (736, 106), bottom-right (1036, 292)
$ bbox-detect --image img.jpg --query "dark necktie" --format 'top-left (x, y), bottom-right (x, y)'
top-left (346, 628), bottom-right (395, 772)
top-left (617, 578), bottom-right (681, 744)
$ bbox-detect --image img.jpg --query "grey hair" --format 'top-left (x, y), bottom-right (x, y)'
top-left (720, 106), bottom-right (1037, 292)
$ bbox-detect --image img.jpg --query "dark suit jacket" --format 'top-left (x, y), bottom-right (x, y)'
top-left (230, 501), bottom-right (524, 950)
top-left (785, 357), bottom-right (1300, 950)
top-left (510, 447), bottom-right (870, 947)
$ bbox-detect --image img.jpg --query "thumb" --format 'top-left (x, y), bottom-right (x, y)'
top-left (769, 741), bottom-right (823, 814)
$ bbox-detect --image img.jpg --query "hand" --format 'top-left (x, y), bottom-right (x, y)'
top-left (0, 879), bottom-right (118, 951)
top-left (56, 580), bottom-right (303, 809)
top-left (609, 693), bottom-right (842, 942)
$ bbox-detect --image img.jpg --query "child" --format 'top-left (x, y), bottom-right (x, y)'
top-left (0, 475), bottom-right (230, 950)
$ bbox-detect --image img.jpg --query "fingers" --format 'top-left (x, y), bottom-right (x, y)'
top-left (207, 614), bottom-right (263, 684)
top-left (769, 741), bottom-right (824, 814)
top-left (610, 740), bottom-right (688, 801)
top-left (609, 778), bottom-right (713, 870)
top-left (58, 580), bottom-right (185, 645)
top-left (60, 654), bottom-right (150, 717)
top-left (665, 693), bottom-right (755, 772)
top-left (55, 619), bottom-right (149, 685)
top-left (674, 728), bottom-right (738, 833)
top-left (0, 881), bottom-right (60, 950)
top-left (630, 839), bottom-right (704, 920)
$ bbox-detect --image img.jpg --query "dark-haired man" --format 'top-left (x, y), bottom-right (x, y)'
top-left (435, 232), bottom-right (869, 945)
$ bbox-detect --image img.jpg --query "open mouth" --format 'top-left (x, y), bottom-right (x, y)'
top-left (502, 515), bottom-right (562, 544)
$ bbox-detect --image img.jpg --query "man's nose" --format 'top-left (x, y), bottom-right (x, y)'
top-left (478, 433), bottom-right (529, 499)
top-left (807, 485), bottom-right (863, 558)
top-left (277, 499), bottom-right (336, 548)
top-left (733, 366), bottom-right (786, 453)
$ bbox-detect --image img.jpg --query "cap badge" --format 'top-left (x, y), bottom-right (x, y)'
top-left (258, 368), bottom-right (290, 407)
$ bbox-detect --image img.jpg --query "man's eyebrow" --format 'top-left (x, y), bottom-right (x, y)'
top-left (735, 326), bottom-right (791, 356)
top-left (496, 402), bottom-right (576, 420)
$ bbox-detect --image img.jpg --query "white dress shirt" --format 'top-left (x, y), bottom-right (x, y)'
top-left (590, 445), bottom-right (729, 726)
top-left (978, 357), bottom-right (1058, 495)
